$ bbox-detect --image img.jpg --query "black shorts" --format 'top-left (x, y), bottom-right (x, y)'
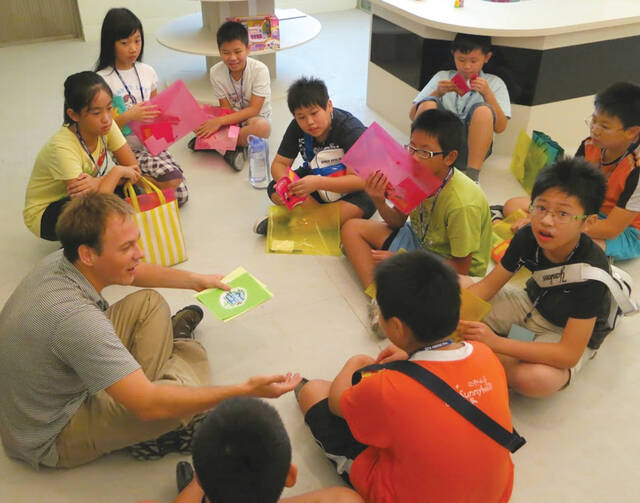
top-left (304, 398), bottom-right (368, 485)
top-left (40, 197), bottom-right (71, 241)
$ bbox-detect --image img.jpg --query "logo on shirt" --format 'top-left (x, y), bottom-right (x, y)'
top-left (456, 376), bottom-right (494, 405)
top-left (541, 267), bottom-right (567, 285)
top-left (220, 288), bottom-right (248, 309)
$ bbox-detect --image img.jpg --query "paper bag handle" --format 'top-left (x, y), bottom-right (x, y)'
top-left (124, 177), bottom-right (167, 213)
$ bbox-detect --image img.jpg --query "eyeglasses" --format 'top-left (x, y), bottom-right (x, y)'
top-left (528, 204), bottom-right (587, 225)
top-left (585, 116), bottom-right (624, 135)
top-left (404, 144), bottom-right (446, 159)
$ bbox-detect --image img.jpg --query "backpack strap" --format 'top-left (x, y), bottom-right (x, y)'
top-left (531, 263), bottom-right (638, 316)
top-left (352, 361), bottom-right (526, 453)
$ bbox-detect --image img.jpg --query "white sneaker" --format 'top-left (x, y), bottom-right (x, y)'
top-left (368, 298), bottom-right (386, 339)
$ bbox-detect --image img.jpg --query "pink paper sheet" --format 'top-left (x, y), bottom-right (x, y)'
top-left (129, 80), bottom-right (208, 155)
top-left (193, 105), bottom-right (240, 153)
top-left (341, 122), bottom-right (441, 214)
top-left (195, 125), bottom-right (240, 154)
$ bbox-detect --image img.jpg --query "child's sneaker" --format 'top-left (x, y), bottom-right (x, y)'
top-left (368, 298), bottom-right (386, 339)
top-left (253, 216), bottom-right (268, 236)
top-left (224, 147), bottom-right (247, 172)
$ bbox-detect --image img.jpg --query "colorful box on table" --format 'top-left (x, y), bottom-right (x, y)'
top-left (226, 15), bottom-right (280, 52)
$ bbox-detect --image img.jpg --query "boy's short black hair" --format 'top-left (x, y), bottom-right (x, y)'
top-left (217, 21), bottom-right (249, 47)
top-left (594, 82), bottom-right (640, 129)
top-left (192, 397), bottom-right (291, 503)
top-left (375, 250), bottom-right (461, 343)
top-left (287, 77), bottom-right (329, 114)
top-left (411, 109), bottom-right (463, 157)
top-left (531, 158), bottom-right (607, 215)
top-left (451, 33), bottom-right (492, 54)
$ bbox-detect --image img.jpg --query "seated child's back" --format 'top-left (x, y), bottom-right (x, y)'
top-left (297, 251), bottom-right (514, 503)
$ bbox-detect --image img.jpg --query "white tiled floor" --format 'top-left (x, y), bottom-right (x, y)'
top-left (1, 9), bottom-right (639, 503)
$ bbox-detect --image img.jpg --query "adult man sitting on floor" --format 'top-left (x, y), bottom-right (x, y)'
top-left (0, 193), bottom-right (300, 468)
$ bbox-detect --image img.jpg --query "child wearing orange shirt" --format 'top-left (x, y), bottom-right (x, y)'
top-left (295, 250), bottom-right (514, 503)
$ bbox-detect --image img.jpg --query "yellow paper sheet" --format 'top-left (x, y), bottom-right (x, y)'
top-left (450, 288), bottom-right (492, 342)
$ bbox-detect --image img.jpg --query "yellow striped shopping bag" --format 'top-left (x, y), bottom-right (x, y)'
top-left (124, 179), bottom-right (187, 266)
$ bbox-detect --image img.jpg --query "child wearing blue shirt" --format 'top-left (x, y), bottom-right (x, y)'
top-left (410, 34), bottom-right (511, 182)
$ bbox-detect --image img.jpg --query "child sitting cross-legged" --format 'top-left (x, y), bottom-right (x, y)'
top-left (192, 21), bottom-right (272, 171)
top-left (341, 108), bottom-right (492, 334)
top-left (296, 250), bottom-right (515, 503)
top-left (501, 82), bottom-right (640, 262)
top-left (254, 77), bottom-right (375, 235)
top-left (459, 159), bottom-right (611, 398)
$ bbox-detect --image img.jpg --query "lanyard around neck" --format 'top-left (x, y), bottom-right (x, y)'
top-left (418, 167), bottom-right (454, 242)
top-left (74, 124), bottom-right (108, 176)
top-left (228, 69), bottom-right (244, 108)
top-left (114, 64), bottom-right (144, 104)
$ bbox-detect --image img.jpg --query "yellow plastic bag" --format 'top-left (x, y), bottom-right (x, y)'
top-left (266, 203), bottom-right (342, 256)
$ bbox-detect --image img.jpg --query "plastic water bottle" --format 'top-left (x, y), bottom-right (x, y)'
top-left (247, 135), bottom-right (269, 189)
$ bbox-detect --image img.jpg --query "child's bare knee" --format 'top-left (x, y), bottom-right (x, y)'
top-left (470, 105), bottom-right (494, 123)
top-left (341, 218), bottom-right (365, 239)
top-left (417, 100), bottom-right (437, 115)
top-left (510, 364), bottom-right (568, 398)
top-left (297, 379), bottom-right (330, 412)
top-left (345, 354), bottom-right (375, 371)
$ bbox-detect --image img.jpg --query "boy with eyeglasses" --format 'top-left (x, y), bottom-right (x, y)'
top-left (341, 109), bottom-right (492, 334)
top-left (458, 159), bottom-right (610, 398)
top-left (502, 82), bottom-right (640, 261)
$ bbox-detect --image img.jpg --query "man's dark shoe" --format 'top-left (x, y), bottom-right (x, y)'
top-left (127, 414), bottom-right (206, 461)
top-left (176, 461), bottom-right (194, 492)
top-left (172, 305), bottom-right (204, 339)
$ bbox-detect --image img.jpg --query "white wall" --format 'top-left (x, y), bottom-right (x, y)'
top-left (78, 0), bottom-right (200, 41)
top-left (78, 0), bottom-right (358, 41)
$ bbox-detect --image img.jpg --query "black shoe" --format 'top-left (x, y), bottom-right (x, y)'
top-left (490, 204), bottom-right (505, 222)
top-left (172, 305), bottom-right (204, 339)
top-left (187, 137), bottom-right (196, 151)
top-left (127, 415), bottom-right (206, 461)
top-left (224, 147), bottom-right (247, 172)
top-left (253, 216), bottom-right (268, 236)
top-left (176, 461), bottom-right (194, 493)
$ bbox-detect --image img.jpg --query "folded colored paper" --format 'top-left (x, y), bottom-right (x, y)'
top-left (129, 80), bottom-right (208, 155)
top-left (195, 267), bottom-right (273, 322)
top-left (342, 122), bottom-right (441, 214)
top-left (194, 105), bottom-right (240, 154)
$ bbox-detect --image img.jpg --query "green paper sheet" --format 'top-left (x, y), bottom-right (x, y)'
top-left (112, 95), bottom-right (133, 136)
top-left (195, 269), bottom-right (272, 322)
